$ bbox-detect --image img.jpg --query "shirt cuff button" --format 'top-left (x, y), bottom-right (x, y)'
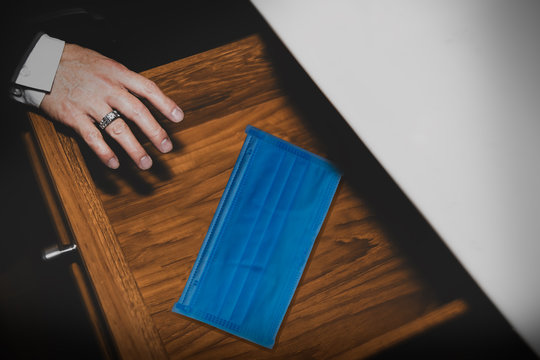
top-left (10, 86), bottom-right (23, 97)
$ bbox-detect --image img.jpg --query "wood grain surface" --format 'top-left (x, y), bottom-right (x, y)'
top-left (28, 112), bottom-right (168, 360)
top-left (28, 34), bottom-right (467, 359)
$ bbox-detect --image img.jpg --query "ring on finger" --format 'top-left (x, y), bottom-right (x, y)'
top-left (98, 110), bottom-right (122, 130)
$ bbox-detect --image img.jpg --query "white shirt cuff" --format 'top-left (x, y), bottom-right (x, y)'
top-left (11, 34), bottom-right (65, 107)
top-left (15, 34), bottom-right (65, 91)
top-left (10, 88), bottom-right (46, 108)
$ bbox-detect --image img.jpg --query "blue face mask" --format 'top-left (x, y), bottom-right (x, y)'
top-left (173, 125), bottom-right (341, 348)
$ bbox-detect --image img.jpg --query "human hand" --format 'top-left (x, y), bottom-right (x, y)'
top-left (40, 43), bottom-right (184, 170)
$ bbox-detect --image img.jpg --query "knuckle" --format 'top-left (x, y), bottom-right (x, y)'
top-left (108, 120), bottom-right (129, 136)
top-left (132, 102), bottom-right (149, 117)
top-left (94, 145), bottom-right (112, 158)
top-left (141, 78), bottom-right (159, 95)
top-left (100, 57), bottom-right (127, 72)
top-left (151, 126), bottom-right (167, 140)
top-left (82, 128), bottom-right (103, 145)
top-left (106, 88), bottom-right (125, 102)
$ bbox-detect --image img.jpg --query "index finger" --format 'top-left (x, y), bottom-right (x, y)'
top-left (121, 71), bottom-right (184, 123)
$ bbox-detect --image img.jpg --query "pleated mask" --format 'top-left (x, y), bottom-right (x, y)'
top-left (173, 125), bottom-right (341, 348)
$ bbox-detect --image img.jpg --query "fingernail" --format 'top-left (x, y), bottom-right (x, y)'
top-left (171, 107), bottom-right (184, 123)
top-left (139, 155), bottom-right (153, 170)
top-left (107, 157), bottom-right (119, 169)
top-left (160, 138), bottom-right (173, 153)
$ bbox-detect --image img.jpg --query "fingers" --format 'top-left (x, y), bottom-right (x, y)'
top-left (120, 71), bottom-right (184, 123)
top-left (105, 117), bottom-right (153, 170)
top-left (40, 44), bottom-right (182, 170)
top-left (107, 91), bottom-right (174, 154)
top-left (74, 114), bottom-right (120, 169)
top-left (89, 104), bottom-right (154, 170)
top-left (86, 88), bottom-right (176, 170)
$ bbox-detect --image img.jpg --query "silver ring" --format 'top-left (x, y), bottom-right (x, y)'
top-left (98, 110), bottom-right (121, 130)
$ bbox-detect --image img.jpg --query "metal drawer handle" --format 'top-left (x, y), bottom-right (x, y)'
top-left (42, 243), bottom-right (77, 261)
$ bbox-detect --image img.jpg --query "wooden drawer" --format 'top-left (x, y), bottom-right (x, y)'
top-left (25, 34), bottom-right (467, 359)
top-left (23, 130), bottom-right (117, 359)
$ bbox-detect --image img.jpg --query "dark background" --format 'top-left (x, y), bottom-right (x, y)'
top-left (0, 1), bottom-right (537, 359)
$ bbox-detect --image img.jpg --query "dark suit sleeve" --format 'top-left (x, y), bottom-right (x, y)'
top-left (8, 32), bottom-right (45, 83)
top-left (2, 6), bottom-right (47, 98)
top-left (2, 3), bottom-right (107, 98)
